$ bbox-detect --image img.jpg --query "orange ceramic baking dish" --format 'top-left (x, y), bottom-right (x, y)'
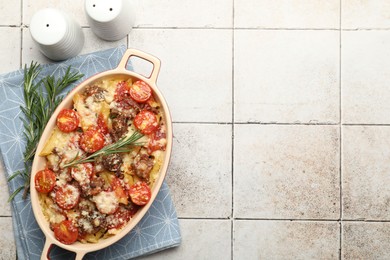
top-left (30, 49), bottom-right (172, 260)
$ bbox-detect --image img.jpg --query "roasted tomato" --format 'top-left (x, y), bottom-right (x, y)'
top-left (97, 113), bottom-right (109, 135)
top-left (106, 206), bottom-right (132, 229)
top-left (34, 169), bottom-right (56, 193)
top-left (56, 109), bottom-right (79, 133)
top-left (148, 128), bottom-right (167, 153)
top-left (53, 220), bottom-right (78, 245)
top-left (129, 80), bottom-right (152, 103)
top-left (114, 81), bottom-right (129, 101)
top-left (71, 163), bottom-right (94, 183)
top-left (133, 110), bottom-right (158, 134)
top-left (111, 177), bottom-right (128, 205)
top-left (80, 128), bottom-right (105, 153)
top-left (129, 182), bottom-right (151, 206)
top-left (55, 184), bottom-right (80, 210)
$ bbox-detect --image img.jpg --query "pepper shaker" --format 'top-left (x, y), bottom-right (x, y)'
top-left (30, 8), bottom-right (84, 61)
top-left (85, 0), bottom-right (135, 41)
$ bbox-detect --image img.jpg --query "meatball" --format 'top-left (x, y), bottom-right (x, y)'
top-left (83, 85), bottom-right (106, 102)
top-left (102, 153), bottom-right (123, 172)
top-left (111, 115), bottom-right (128, 141)
top-left (131, 150), bottom-right (154, 179)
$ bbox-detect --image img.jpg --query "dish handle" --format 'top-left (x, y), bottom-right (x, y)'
top-left (116, 48), bottom-right (161, 85)
top-left (40, 238), bottom-right (52, 260)
top-left (40, 238), bottom-right (86, 260)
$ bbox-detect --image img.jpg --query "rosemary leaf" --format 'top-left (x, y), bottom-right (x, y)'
top-left (63, 131), bottom-right (144, 168)
top-left (8, 62), bottom-right (84, 201)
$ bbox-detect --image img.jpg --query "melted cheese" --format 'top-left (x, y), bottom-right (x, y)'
top-left (92, 191), bottom-right (118, 214)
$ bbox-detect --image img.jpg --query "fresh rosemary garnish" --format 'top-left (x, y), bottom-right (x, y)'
top-left (63, 131), bottom-right (144, 168)
top-left (7, 62), bottom-right (83, 201)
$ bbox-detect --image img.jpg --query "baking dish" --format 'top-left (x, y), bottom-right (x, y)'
top-left (30, 49), bottom-right (172, 260)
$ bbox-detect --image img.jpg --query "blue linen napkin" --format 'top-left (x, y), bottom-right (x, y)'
top-left (0, 46), bottom-right (181, 259)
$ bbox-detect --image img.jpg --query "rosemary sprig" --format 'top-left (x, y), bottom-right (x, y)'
top-left (8, 62), bottom-right (83, 201)
top-left (63, 131), bottom-right (144, 168)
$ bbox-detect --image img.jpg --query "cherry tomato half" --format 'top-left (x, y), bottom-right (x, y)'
top-left (97, 113), bottom-right (109, 135)
top-left (34, 169), bottom-right (56, 193)
top-left (56, 109), bottom-right (79, 133)
top-left (133, 110), bottom-right (158, 134)
top-left (114, 81), bottom-right (129, 101)
top-left (148, 128), bottom-right (167, 153)
top-left (129, 80), bottom-right (152, 103)
top-left (71, 163), bottom-right (94, 185)
top-left (55, 184), bottom-right (80, 210)
top-left (80, 128), bottom-right (105, 153)
top-left (53, 220), bottom-right (78, 245)
top-left (129, 182), bottom-right (151, 206)
top-left (106, 206), bottom-right (132, 229)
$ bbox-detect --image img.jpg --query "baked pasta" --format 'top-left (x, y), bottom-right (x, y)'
top-left (34, 78), bottom-right (167, 245)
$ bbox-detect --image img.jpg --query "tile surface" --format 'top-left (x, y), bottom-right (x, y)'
top-left (0, 217), bottom-right (16, 259)
top-left (2, 0), bottom-right (390, 259)
top-left (0, 160), bottom-right (11, 216)
top-left (138, 219), bottom-right (231, 260)
top-left (23, 0), bottom-right (87, 26)
top-left (0, 0), bottom-right (21, 25)
top-left (22, 28), bottom-right (127, 65)
top-left (129, 29), bottom-right (233, 123)
top-left (235, 0), bottom-right (340, 29)
top-left (132, 0), bottom-right (233, 28)
top-left (234, 125), bottom-right (340, 219)
top-left (342, 30), bottom-right (390, 124)
top-left (234, 30), bottom-right (339, 123)
top-left (166, 123), bottom-right (232, 218)
top-left (342, 126), bottom-right (390, 220)
top-left (234, 220), bottom-right (339, 260)
top-left (0, 28), bottom-right (21, 74)
top-left (342, 0), bottom-right (390, 29)
top-left (343, 222), bottom-right (390, 259)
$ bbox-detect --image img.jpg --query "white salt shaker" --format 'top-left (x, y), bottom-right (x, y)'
top-left (30, 8), bottom-right (84, 61)
top-left (85, 0), bottom-right (135, 41)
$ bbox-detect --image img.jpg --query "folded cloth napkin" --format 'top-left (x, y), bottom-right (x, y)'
top-left (0, 46), bottom-right (181, 259)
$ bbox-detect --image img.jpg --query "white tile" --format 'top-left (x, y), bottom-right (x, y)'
top-left (129, 29), bottom-right (232, 123)
top-left (342, 0), bottom-right (390, 29)
top-left (234, 125), bottom-right (340, 219)
top-left (0, 217), bottom-right (16, 260)
top-left (343, 222), bottom-right (390, 259)
top-left (0, 0), bottom-right (21, 25)
top-left (22, 28), bottom-right (127, 65)
top-left (342, 126), bottom-right (390, 220)
top-left (166, 124), bottom-right (232, 218)
top-left (132, 0), bottom-right (232, 28)
top-left (23, 0), bottom-right (87, 26)
top-left (235, 0), bottom-right (339, 29)
top-left (234, 220), bottom-right (339, 260)
top-left (0, 28), bottom-right (20, 74)
top-left (0, 160), bottom-right (11, 216)
top-left (81, 28), bottom-right (127, 54)
top-left (342, 31), bottom-right (390, 124)
top-left (138, 219), bottom-right (231, 260)
top-left (22, 28), bottom-right (54, 65)
top-left (234, 30), bottom-right (339, 123)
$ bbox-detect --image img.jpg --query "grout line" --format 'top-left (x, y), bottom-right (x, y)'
top-left (233, 218), bottom-right (340, 222)
top-left (173, 121), bottom-right (341, 125)
top-left (178, 217), bottom-right (390, 223)
top-left (342, 123), bottom-right (390, 126)
top-left (234, 122), bottom-right (339, 125)
top-left (339, 0), bottom-right (343, 259)
top-left (231, 0), bottom-right (235, 259)
top-left (19, 0), bottom-right (23, 69)
top-left (172, 122), bottom-right (390, 126)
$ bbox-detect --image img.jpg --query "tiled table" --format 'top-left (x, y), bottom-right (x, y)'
top-left (1, 0), bottom-right (390, 259)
